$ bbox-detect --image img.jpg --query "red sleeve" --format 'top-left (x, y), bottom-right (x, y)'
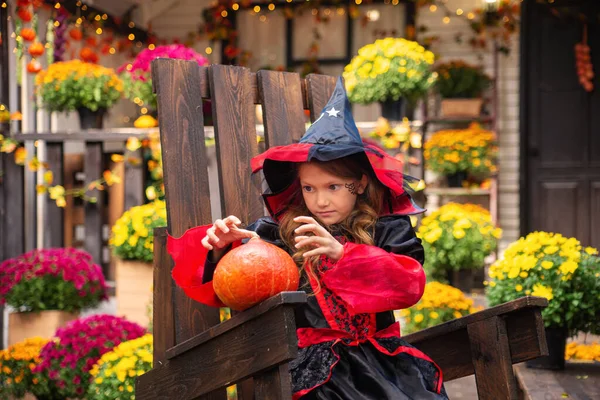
top-left (321, 242), bottom-right (425, 314)
top-left (167, 225), bottom-right (240, 308)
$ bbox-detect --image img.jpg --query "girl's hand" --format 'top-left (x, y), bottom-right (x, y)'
top-left (201, 215), bottom-right (259, 251)
top-left (293, 216), bottom-right (344, 261)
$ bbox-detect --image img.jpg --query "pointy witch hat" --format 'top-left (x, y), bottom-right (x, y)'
top-left (250, 76), bottom-right (423, 220)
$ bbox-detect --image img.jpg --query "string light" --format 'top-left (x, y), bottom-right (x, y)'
top-left (149, 44), bottom-right (156, 50)
top-left (221, 10), bottom-right (228, 17)
top-left (81, 5), bottom-right (87, 11)
top-left (311, 8), bottom-right (318, 15)
top-left (141, 108), bottom-right (148, 115)
top-left (54, 2), bottom-right (60, 9)
top-left (53, 21), bottom-right (60, 27)
top-left (232, 3), bottom-right (239, 10)
top-left (2, 2), bottom-right (7, 8)
top-left (205, 47), bottom-right (213, 54)
top-left (96, 28), bottom-right (102, 34)
top-left (392, 0), bottom-right (399, 5)
top-left (102, 14), bottom-right (108, 20)
top-left (467, 12), bottom-right (475, 19)
top-left (443, 16), bottom-right (450, 24)
top-left (109, 47), bottom-right (116, 54)
top-left (429, 5), bottom-right (437, 12)
top-left (128, 22), bottom-right (135, 28)
top-left (456, 8), bottom-right (463, 15)
top-left (94, 15), bottom-right (101, 21)
top-left (324, 8), bottom-right (331, 16)
top-left (253, 5), bottom-right (260, 12)
top-left (128, 33), bottom-right (135, 41)
top-left (337, 7), bottom-right (345, 15)
top-left (76, 1), bottom-right (82, 6)
top-left (259, 15), bottom-right (267, 22)
top-left (76, 18), bottom-right (83, 25)
top-left (355, 0), bottom-right (362, 4)
top-left (268, 3), bottom-right (275, 11)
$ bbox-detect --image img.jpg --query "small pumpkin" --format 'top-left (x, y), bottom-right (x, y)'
top-left (69, 28), bottom-right (82, 41)
top-left (134, 115), bottom-right (158, 129)
top-left (213, 238), bottom-right (300, 311)
top-left (80, 47), bottom-right (98, 63)
top-left (26, 59), bottom-right (42, 74)
top-left (28, 41), bottom-right (44, 57)
top-left (17, 8), bottom-right (32, 22)
top-left (20, 27), bottom-right (36, 42)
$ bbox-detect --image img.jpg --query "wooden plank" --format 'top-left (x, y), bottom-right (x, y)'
top-left (404, 297), bottom-right (548, 381)
top-left (152, 227), bottom-right (176, 366)
top-left (1, 152), bottom-right (24, 260)
top-left (63, 154), bottom-right (83, 247)
top-left (467, 316), bottom-right (519, 399)
top-left (84, 142), bottom-right (105, 272)
top-left (136, 302), bottom-right (301, 400)
top-left (254, 364), bottom-right (293, 400)
top-left (167, 292), bottom-right (307, 359)
top-left (43, 143), bottom-right (64, 248)
top-left (305, 74), bottom-right (337, 122)
top-left (209, 65), bottom-right (263, 222)
top-left (124, 148), bottom-right (145, 211)
top-left (151, 59), bottom-right (222, 368)
top-left (257, 70), bottom-right (306, 146)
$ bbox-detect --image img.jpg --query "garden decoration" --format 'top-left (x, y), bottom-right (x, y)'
top-left (32, 314), bottom-right (146, 399)
top-left (0, 337), bottom-right (48, 400)
top-left (418, 203), bottom-right (502, 290)
top-left (487, 232), bottom-right (600, 370)
top-left (434, 60), bottom-right (491, 117)
top-left (119, 44), bottom-right (210, 113)
top-left (424, 123), bottom-right (498, 187)
top-left (343, 37), bottom-right (436, 120)
top-left (109, 200), bottom-right (167, 326)
top-left (35, 60), bottom-right (123, 129)
top-left (397, 282), bottom-right (482, 335)
top-left (0, 248), bottom-right (108, 346)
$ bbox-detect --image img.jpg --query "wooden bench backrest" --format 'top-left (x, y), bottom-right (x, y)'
top-left (150, 59), bottom-right (335, 398)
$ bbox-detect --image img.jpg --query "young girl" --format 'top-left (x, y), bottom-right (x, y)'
top-left (168, 78), bottom-right (447, 399)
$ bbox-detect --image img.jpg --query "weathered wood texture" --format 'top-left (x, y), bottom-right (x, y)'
top-left (124, 148), bottom-right (145, 211)
top-left (84, 142), bottom-right (105, 273)
top-left (152, 227), bottom-right (175, 366)
top-left (136, 292), bottom-right (306, 400)
top-left (43, 143), bottom-right (64, 248)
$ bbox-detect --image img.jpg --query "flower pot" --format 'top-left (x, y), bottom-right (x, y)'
top-left (379, 98), bottom-right (414, 121)
top-left (116, 259), bottom-right (153, 327)
top-left (440, 98), bottom-right (483, 118)
top-left (8, 310), bottom-right (78, 346)
top-left (77, 107), bottom-right (106, 130)
top-left (446, 171), bottom-right (468, 188)
top-left (446, 268), bottom-right (475, 293)
top-left (526, 327), bottom-right (567, 370)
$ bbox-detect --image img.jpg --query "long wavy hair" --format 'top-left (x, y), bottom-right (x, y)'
top-left (278, 153), bottom-right (387, 291)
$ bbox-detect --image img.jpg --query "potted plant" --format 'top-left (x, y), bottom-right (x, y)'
top-left (0, 337), bottom-right (48, 400)
top-left (434, 60), bottom-right (491, 117)
top-left (35, 60), bottom-right (123, 129)
top-left (398, 282), bottom-right (482, 335)
top-left (32, 314), bottom-right (146, 399)
top-left (486, 232), bottom-right (600, 370)
top-left (119, 44), bottom-right (210, 114)
top-left (343, 37), bottom-right (436, 120)
top-left (109, 200), bottom-right (167, 327)
top-left (423, 123), bottom-right (498, 187)
top-left (417, 203), bottom-right (502, 291)
top-left (88, 333), bottom-right (153, 399)
top-left (0, 248), bottom-right (108, 346)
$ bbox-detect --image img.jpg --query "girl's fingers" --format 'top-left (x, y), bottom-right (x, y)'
top-left (215, 219), bottom-right (229, 234)
top-left (295, 236), bottom-right (327, 249)
top-left (294, 216), bottom-right (330, 236)
top-left (235, 228), bottom-right (259, 239)
top-left (294, 223), bottom-right (323, 236)
top-left (201, 235), bottom-right (213, 250)
top-left (302, 247), bottom-right (328, 258)
top-left (206, 228), bottom-right (220, 244)
top-left (224, 215), bottom-right (242, 226)
top-left (295, 235), bottom-right (309, 242)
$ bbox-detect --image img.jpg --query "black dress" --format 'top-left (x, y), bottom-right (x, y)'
top-left (203, 215), bottom-right (448, 400)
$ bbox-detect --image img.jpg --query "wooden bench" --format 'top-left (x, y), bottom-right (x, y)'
top-left (135, 60), bottom-right (549, 400)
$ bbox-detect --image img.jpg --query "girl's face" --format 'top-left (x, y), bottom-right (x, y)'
top-left (298, 163), bottom-right (368, 226)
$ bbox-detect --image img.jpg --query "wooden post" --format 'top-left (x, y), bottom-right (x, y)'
top-left (84, 142), bottom-right (105, 273)
top-left (124, 148), bottom-right (145, 211)
top-left (43, 142), bottom-right (64, 248)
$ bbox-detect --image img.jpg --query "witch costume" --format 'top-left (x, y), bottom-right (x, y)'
top-left (168, 78), bottom-right (448, 399)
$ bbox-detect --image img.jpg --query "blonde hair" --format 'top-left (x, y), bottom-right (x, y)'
top-left (278, 154), bottom-right (386, 291)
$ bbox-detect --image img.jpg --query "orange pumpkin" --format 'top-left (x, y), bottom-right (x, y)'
top-left (80, 47), bottom-right (98, 63)
top-left (17, 8), bottom-right (32, 22)
top-left (26, 59), bottom-right (41, 74)
top-left (20, 28), bottom-right (36, 42)
top-left (69, 28), bottom-right (82, 41)
top-left (213, 238), bottom-right (300, 311)
top-left (28, 42), bottom-right (44, 57)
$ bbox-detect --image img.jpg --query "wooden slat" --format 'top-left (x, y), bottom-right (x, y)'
top-left (63, 154), bottom-right (83, 247)
top-left (467, 316), bottom-right (519, 399)
top-left (43, 142), bottom-right (64, 248)
top-left (1, 152), bottom-right (24, 260)
top-left (254, 364), bottom-right (293, 400)
top-left (124, 148), bottom-right (145, 211)
top-left (257, 70), bottom-right (306, 146)
top-left (152, 227), bottom-right (176, 366)
top-left (404, 297), bottom-right (548, 381)
top-left (305, 74), bottom-right (337, 122)
top-left (151, 59), bottom-right (223, 399)
top-left (84, 142), bottom-right (105, 271)
top-left (136, 294), bottom-right (304, 400)
top-left (209, 65), bottom-right (263, 222)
